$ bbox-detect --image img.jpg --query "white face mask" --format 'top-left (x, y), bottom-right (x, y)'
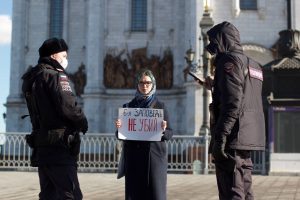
top-left (60, 58), bottom-right (68, 69)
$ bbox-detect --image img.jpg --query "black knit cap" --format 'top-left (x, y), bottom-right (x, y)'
top-left (38, 38), bottom-right (68, 57)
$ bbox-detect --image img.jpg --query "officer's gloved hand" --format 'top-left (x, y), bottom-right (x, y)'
top-left (212, 134), bottom-right (228, 161)
top-left (81, 118), bottom-right (88, 135)
top-left (82, 126), bottom-right (88, 135)
top-left (67, 134), bottom-right (75, 146)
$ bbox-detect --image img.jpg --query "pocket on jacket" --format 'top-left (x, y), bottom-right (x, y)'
top-left (238, 111), bottom-right (265, 147)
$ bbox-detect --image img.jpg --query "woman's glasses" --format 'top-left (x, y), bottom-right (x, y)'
top-left (138, 81), bottom-right (152, 86)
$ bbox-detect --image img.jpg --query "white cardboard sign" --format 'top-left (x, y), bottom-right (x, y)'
top-left (118, 108), bottom-right (164, 141)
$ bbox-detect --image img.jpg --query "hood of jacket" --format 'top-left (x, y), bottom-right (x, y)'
top-left (21, 57), bottom-right (67, 94)
top-left (21, 65), bottom-right (43, 93)
top-left (206, 21), bottom-right (243, 56)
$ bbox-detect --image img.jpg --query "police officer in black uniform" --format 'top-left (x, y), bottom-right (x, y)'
top-left (22, 38), bottom-right (88, 200)
top-left (205, 21), bottom-right (266, 200)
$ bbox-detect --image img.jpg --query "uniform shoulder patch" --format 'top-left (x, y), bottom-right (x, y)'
top-left (59, 74), bottom-right (72, 92)
top-left (249, 66), bottom-right (263, 81)
top-left (59, 74), bottom-right (68, 81)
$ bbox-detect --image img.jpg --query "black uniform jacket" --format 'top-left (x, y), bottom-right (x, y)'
top-left (117, 96), bottom-right (173, 200)
top-left (22, 57), bottom-right (88, 165)
top-left (208, 22), bottom-right (265, 151)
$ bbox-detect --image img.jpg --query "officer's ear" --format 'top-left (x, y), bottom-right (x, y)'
top-left (50, 53), bottom-right (58, 60)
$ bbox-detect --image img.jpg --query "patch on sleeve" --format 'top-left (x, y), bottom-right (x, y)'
top-left (249, 66), bottom-right (263, 81)
top-left (59, 74), bottom-right (72, 92)
top-left (224, 62), bottom-right (235, 73)
top-left (60, 81), bottom-right (72, 92)
top-left (59, 74), bottom-right (68, 81)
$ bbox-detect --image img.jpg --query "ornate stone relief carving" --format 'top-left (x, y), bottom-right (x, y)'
top-left (68, 63), bottom-right (87, 97)
top-left (104, 47), bottom-right (173, 89)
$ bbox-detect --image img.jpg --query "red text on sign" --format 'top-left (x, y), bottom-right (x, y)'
top-left (128, 118), bottom-right (136, 131)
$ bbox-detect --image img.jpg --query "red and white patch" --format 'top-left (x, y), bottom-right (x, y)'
top-left (224, 62), bottom-right (234, 73)
top-left (59, 74), bottom-right (68, 81)
top-left (60, 80), bottom-right (72, 92)
top-left (249, 66), bottom-right (263, 81)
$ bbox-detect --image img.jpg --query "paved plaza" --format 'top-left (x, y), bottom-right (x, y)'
top-left (1, 171), bottom-right (300, 200)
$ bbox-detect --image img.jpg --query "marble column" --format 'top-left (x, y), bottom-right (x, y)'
top-left (83, 0), bottom-right (105, 133)
top-left (179, 0), bottom-right (204, 135)
top-left (292, 0), bottom-right (300, 29)
top-left (5, 0), bottom-right (29, 132)
top-left (184, 81), bottom-right (202, 135)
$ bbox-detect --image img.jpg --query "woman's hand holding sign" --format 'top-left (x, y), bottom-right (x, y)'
top-left (161, 120), bottom-right (167, 132)
top-left (115, 119), bottom-right (122, 129)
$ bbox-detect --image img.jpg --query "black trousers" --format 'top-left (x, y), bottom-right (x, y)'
top-left (38, 165), bottom-right (82, 200)
top-left (215, 150), bottom-right (254, 200)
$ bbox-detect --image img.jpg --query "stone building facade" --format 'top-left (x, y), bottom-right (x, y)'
top-left (5, 0), bottom-right (299, 135)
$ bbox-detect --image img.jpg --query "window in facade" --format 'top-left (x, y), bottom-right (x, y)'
top-left (131, 0), bottom-right (147, 32)
top-left (240, 0), bottom-right (257, 10)
top-left (271, 107), bottom-right (300, 153)
top-left (49, 0), bottom-right (64, 38)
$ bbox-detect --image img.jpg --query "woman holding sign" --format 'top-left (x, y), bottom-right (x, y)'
top-left (115, 69), bottom-right (173, 200)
